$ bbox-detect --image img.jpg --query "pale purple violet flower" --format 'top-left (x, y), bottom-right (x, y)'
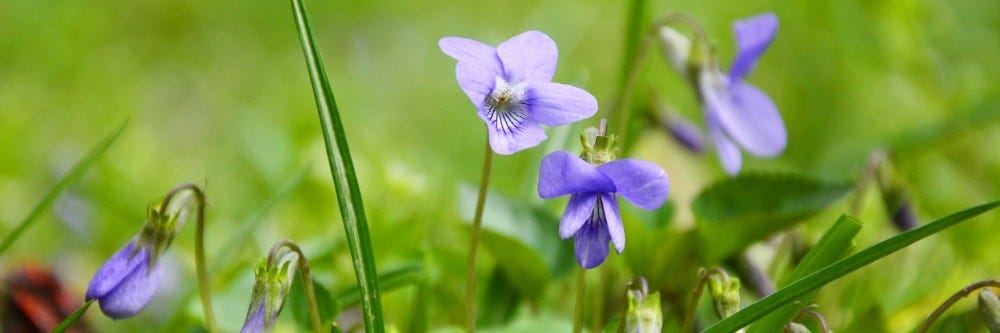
top-left (538, 151), bottom-right (669, 269)
top-left (700, 13), bottom-right (786, 174)
top-left (440, 31), bottom-right (599, 155)
top-left (85, 239), bottom-right (164, 319)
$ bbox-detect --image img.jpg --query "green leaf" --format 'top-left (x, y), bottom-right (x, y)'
top-left (702, 200), bottom-right (1000, 333)
top-left (287, 0), bottom-right (385, 331)
top-left (0, 120), bottom-right (127, 256)
top-left (459, 185), bottom-right (575, 299)
top-left (335, 263), bottom-right (425, 308)
top-left (692, 172), bottom-right (853, 262)
top-left (746, 215), bottom-right (863, 333)
top-left (289, 277), bottom-right (339, 331)
top-left (51, 300), bottom-right (94, 333)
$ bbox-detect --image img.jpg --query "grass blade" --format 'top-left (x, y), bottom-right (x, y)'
top-left (746, 215), bottom-right (862, 332)
top-left (287, 0), bottom-right (384, 331)
top-left (703, 200), bottom-right (1000, 333)
top-left (51, 299), bottom-right (94, 333)
top-left (0, 120), bottom-right (127, 256)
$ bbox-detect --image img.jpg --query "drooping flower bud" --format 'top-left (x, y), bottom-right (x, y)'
top-left (978, 288), bottom-right (1000, 333)
top-left (784, 322), bottom-right (812, 333)
top-left (657, 26), bottom-right (691, 76)
top-left (625, 278), bottom-right (662, 333)
top-left (85, 239), bottom-right (164, 319)
top-left (876, 154), bottom-right (919, 231)
top-left (241, 252), bottom-right (298, 333)
top-left (707, 272), bottom-right (741, 318)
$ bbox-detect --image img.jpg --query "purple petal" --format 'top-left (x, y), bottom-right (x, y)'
top-left (729, 13), bottom-right (778, 81)
top-left (455, 59), bottom-right (499, 109)
top-left (439, 37), bottom-right (503, 76)
top-left (537, 150), bottom-right (615, 198)
top-left (727, 80), bottom-right (786, 156)
top-left (597, 159), bottom-right (669, 210)
top-left (665, 115), bottom-right (706, 153)
top-left (86, 240), bottom-right (144, 300)
top-left (241, 303), bottom-right (268, 333)
top-left (601, 193), bottom-right (625, 253)
top-left (496, 31), bottom-right (557, 83)
top-left (559, 193), bottom-right (598, 239)
top-left (707, 113), bottom-right (742, 174)
top-left (573, 214), bottom-right (612, 269)
top-left (700, 69), bottom-right (785, 158)
top-left (482, 115), bottom-right (546, 155)
top-left (524, 82), bottom-right (599, 126)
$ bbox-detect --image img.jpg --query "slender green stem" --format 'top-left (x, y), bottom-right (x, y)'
top-left (269, 240), bottom-right (325, 333)
top-left (288, 0), bottom-right (385, 331)
top-left (0, 120), bottom-right (126, 256)
top-left (51, 300), bottom-right (95, 333)
top-left (466, 136), bottom-right (494, 332)
top-left (682, 268), bottom-right (729, 333)
top-left (159, 183), bottom-right (217, 333)
top-left (915, 279), bottom-right (1000, 333)
top-left (573, 267), bottom-right (587, 333)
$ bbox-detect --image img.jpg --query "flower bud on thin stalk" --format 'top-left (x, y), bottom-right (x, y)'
top-left (240, 240), bottom-right (324, 333)
top-left (875, 154), bottom-right (919, 231)
top-left (624, 277), bottom-right (663, 333)
top-left (681, 268), bottom-right (741, 333)
top-left (84, 183), bottom-right (217, 332)
top-left (916, 279), bottom-right (1000, 333)
top-left (787, 308), bottom-right (829, 333)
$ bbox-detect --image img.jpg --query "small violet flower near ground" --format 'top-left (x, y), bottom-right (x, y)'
top-left (538, 127), bottom-right (670, 268)
top-left (240, 252), bottom-right (297, 333)
top-left (85, 238), bottom-right (163, 319)
top-left (440, 30), bottom-right (599, 154)
top-left (699, 13), bottom-right (787, 174)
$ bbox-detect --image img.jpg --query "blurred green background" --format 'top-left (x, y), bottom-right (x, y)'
top-left (1, 0), bottom-right (998, 332)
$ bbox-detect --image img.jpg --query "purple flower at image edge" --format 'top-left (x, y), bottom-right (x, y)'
top-left (85, 239), bottom-right (163, 319)
top-left (440, 31), bottom-right (599, 155)
top-left (538, 151), bottom-right (670, 269)
top-left (700, 13), bottom-right (787, 174)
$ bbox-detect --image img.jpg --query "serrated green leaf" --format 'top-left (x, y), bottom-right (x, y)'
top-left (703, 200), bottom-right (1000, 333)
top-left (693, 172), bottom-right (853, 261)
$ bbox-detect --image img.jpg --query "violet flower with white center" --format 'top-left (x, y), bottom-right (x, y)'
top-left (440, 30), bottom-right (599, 155)
top-left (699, 13), bottom-right (786, 174)
top-left (85, 239), bottom-right (164, 319)
top-left (538, 150), bottom-right (669, 269)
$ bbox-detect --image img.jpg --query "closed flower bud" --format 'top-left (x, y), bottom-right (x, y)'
top-left (84, 239), bottom-right (164, 319)
top-left (625, 278), bottom-right (662, 333)
top-left (708, 273), bottom-right (741, 318)
top-left (876, 154), bottom-right (919, 231)
top-left (657, 26), bottom-right (692, 76)
top-left (241, 252), bottom-right (298, 333)
top-left (784, 322), bottom-right (812, 333)
top-left (979, 288), bottom-right (1000, 333)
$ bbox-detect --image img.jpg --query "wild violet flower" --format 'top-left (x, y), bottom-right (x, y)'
top-left (84, 238), bottom-right (163, 319)
top-left (85, 184), bottom-right (205, 320)
top-left (698, 13), bottom-right (786, 174)
top-left (537, 128), bottom-right (669, 268)
top-left (439, 30), bottom-right (599, 154)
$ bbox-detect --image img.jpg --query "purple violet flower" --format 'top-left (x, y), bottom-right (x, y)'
top-left (85, 239), bottom-right (164, 319)
top-left (538, 151), bottom-right (670, 269)
top-left (440, 31), bottom-right (599, 155)
top-left (699, 13), bottom-right (786, 174)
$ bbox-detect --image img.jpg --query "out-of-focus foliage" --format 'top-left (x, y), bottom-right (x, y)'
top-left (1, 0), bottom-right (998, 332)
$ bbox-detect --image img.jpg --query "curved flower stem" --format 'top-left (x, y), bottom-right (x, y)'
top-left (159, 183), bottom-right (217, 333)
top-left (269, 240), bottom-right (324, 333)
top-left (608, 11), bottom-right (709, 149)
top-left (791, 309), bottom-right (830, 333)
top-left (466, 136), bottom-right (494, 333)
top-left (681, 267), bottom-right (729, 333)
top-left (573, 267), bottom-right (587, 333)
top-left (916, 279), bottom-right (1000, 333)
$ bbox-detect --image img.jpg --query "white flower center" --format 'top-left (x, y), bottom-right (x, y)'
top-left (484, 77), bottom-right (528, 133)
